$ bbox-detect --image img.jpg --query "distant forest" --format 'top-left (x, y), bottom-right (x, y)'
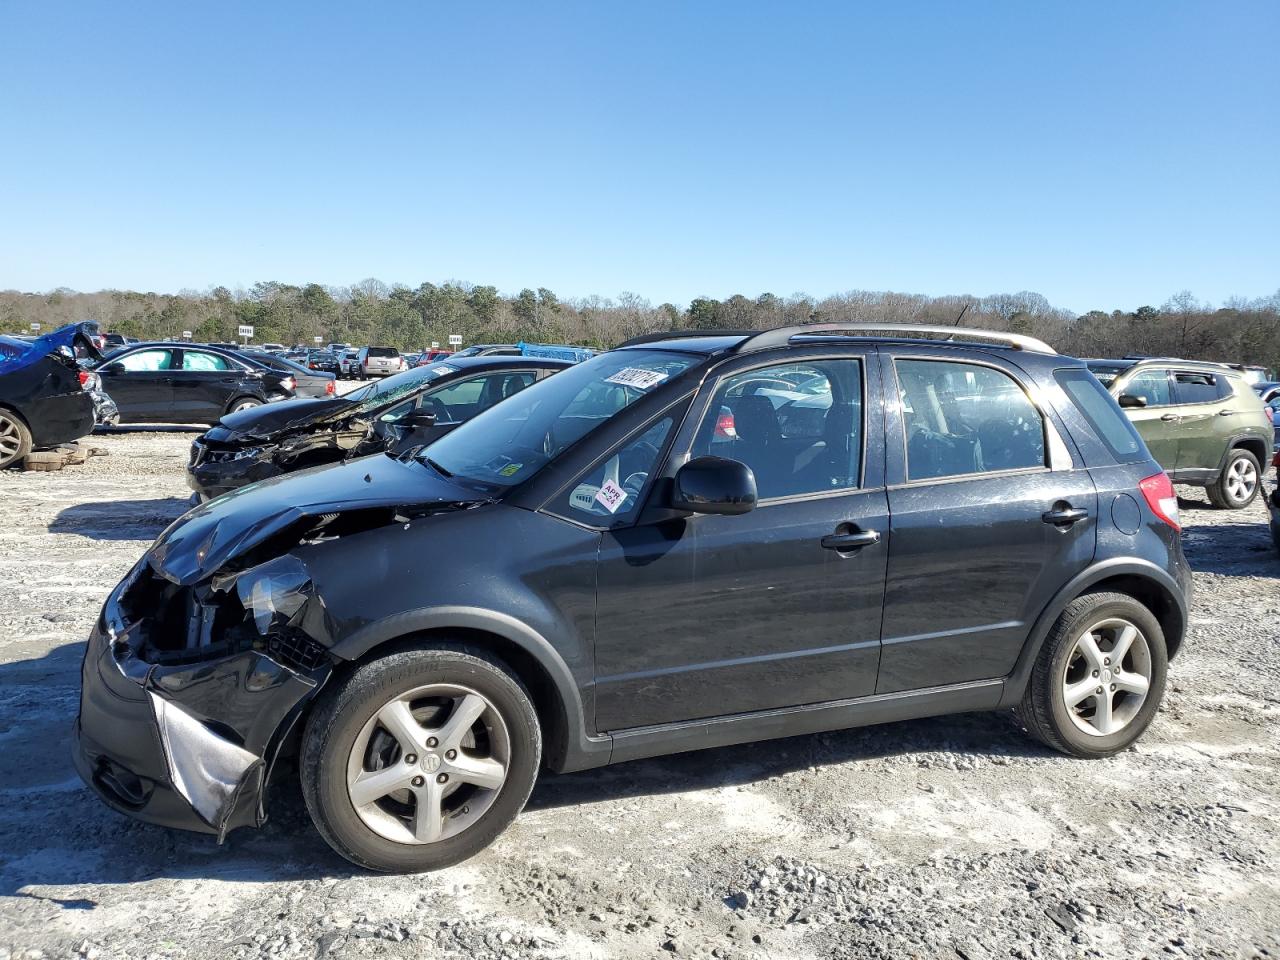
top-left (1, 281), bottom-right (1277, 371)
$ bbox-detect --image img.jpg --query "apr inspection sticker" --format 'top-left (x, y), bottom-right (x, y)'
top-left (604, 367), bottom-right (668, 390)
top-left (594, 479), bottom-right (627, 513)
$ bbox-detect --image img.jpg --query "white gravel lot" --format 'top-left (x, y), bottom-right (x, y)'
top-left (0, 427), bottom-right (1277, 960)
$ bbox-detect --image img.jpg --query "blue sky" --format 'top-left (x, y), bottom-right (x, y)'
top-left (1, 1), bottom-right (1276, 312)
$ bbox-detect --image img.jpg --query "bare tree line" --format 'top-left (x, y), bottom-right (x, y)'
top-left (1, 282), bottom-right (1276, 371)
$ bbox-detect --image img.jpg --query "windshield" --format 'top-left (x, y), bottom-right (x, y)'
top-left (344, 363), bottom-right (458, 412)
top-left (1084, 361), bottom-right (1131, 387)
top-left (421, 349), bottom-right (699, 487)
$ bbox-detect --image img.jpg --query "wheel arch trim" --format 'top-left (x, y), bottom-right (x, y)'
top-left (998, 558), bottom-right (1188, 708)
top-left (326, 605), bottom-right (610, 772)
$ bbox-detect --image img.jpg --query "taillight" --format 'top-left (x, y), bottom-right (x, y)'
top-left (714, 407), bottom-right (737, 439)
top-left (77, 370), bottom-right (91, 390)
top-left (1138, 472), bottom-right (1180, 531)
top-left (1266, 405), bottom-right (1274, 425)
top-left (325, 379), bottom-right (335, 395)
top-left (282, 376), bottom-right (296, 393)
top-left (1272, 451), bottom-right (1280, 469)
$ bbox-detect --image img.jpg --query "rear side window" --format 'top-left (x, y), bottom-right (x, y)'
top-left (1173, 371), bottom-right (1230, 404)
top-left (1055, 369), bottom-right (1143, 461)
top-left (896, 359), bottom-right (1045, 480)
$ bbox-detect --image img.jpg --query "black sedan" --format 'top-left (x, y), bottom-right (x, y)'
top-left (187, 355), bottom-right (570, 499)
top-left (0, 326), bottom-right (98, 467)
top-left (92, 343), bottom-right (296, 425)
top-left (303, 350), bottom-right (343, 376)
top-left (241, 350), bottom-right (337, 399)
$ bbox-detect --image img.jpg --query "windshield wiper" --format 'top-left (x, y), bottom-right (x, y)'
top-left (423, 457), bottom-right (453, 477)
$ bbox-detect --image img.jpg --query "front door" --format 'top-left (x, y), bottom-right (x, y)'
top-left (1115, 367), bottom-right (1179, 471)
top-left (98, 347), bottom-right (176, 423)
top-left (592, 352), bottom-right (888, 730)
top-left (878, 352), bottom-right (1097, 693)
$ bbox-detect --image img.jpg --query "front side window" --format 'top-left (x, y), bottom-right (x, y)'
top-left (421, 349), bottom-right (699, 488)
top-left (118, 349), bottom-right (173, 372)
top-left (181, 351), bottom-right (232, 372)
top-left (1121, 369), bottom-right (1172, 407)
top-left (384, 371), bottom-right (537, 424)
top-left (691, 359), bottom-right (862, 499)
top-left (896, 359), bottom-right (1046, 480)
top-left (554, 417), bottom-right (676, 525)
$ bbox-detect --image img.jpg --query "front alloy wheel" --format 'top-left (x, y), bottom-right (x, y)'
top-left (302, 645), bottom-right (540, 872)
top-left (346, 684), bottom-right (510, 845)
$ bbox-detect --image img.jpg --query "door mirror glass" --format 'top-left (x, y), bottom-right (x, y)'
top-left (100, 361), bottom-right (125, 375)
top-left (1118, 393), bottom-right (1147, 408)
top-left (402, 409), bottom-right (437, 430)
top-left (671, 456), bottom-right (757, 515)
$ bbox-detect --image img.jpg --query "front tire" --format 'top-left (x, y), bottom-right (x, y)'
top-left (1206, 448), bottom-right (1261, 509)
top-left (1016, 592), bottom-right (1168, 758)
top-left (0, 409), bottom-right (33, 469)
top-left (301, 645), bottom-right (541, 873)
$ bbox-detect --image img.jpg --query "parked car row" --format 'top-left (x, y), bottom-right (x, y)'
top-left (72, 321), bottom-right (1280, 878)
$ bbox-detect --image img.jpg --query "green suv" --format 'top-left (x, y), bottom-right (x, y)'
top-left (1086, 358), bottom-right (1271, 509)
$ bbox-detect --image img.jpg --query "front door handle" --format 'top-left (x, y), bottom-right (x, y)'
top-left (821, 529), bottom-right (881, 552)
top-left (1217, 409), bottom-right (1237, 417)
top-left (1042, 505), bottom-right (1089, 527)
top-left (1160, 413), bottom-right (1181, 422)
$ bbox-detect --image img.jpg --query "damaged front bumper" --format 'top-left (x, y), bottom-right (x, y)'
top-left (74, 558), bottom-right (331, 839)
top-left (186, 438), bottom-right (284, 500)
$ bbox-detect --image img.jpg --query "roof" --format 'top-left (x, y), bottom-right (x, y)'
top-left (617, 323), bottom-right (1056, 356)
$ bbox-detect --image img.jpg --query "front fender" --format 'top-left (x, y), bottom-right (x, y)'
top-left (329, 604), bottom-right (611, 772)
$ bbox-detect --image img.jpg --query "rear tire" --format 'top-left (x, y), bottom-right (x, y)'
top-left (0, 409), bottom-right (33, 469)
top-left (227, 397), bottom-right (263, 415)
top-left (1016, 591), bottom-right (1167, 758)
top-left (1206, 448), bottom-right (1261, 509)
top-left (301, 644), bottom-right (541, 873)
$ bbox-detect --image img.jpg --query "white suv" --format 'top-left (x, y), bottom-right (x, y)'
top-left (358, 346), bottom-right (405, 378)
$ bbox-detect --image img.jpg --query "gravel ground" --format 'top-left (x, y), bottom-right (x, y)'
top-left (0, 427), bottom-right (1277, 960)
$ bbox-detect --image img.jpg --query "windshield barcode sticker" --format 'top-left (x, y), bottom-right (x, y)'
top-left (594, 479), bottom-right (627, 513)
top-left (604, 367), bottom-right (668, 390)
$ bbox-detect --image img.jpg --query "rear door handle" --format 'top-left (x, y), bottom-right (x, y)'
top-left (1042, 506), bottom-right (1089, 527)
top-left (821, 529), bottom-right (881, 552)
top-left (1160, 413), bottom-right (1181, 422)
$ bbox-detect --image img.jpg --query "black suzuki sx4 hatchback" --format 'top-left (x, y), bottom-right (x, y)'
top-left (76, 324), bottom-right (1191, 872)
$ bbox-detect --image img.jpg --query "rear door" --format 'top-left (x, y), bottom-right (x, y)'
top-left (98, 347), bottom-right (176, 422)
top-left (1114, 367), bottom-right (1179, 470)
top-left (172, 349), bottom-right (250, 422)
top-left (878, 350), bottom-right (1097, 693)
top-left (1171, 370), bottom-right (1231, 474)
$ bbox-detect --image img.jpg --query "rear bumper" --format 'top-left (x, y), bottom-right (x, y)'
top-left (30, 391), bottom-right (96, 446)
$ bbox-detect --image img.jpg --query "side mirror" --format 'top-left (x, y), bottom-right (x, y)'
top-left (401, 409), bottom-right (438, 430)
top-left (671, 456), bottom-right (757, 515)
top-left (1118, 393), bottom-right (1147, 409)
top-left (100, 361), bottom-right (125, 375)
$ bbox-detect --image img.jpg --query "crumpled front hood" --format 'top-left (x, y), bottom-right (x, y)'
top-left (149, 454), bottom-right (488, 585)
top-left (210, 396), bottom-right (358, 443)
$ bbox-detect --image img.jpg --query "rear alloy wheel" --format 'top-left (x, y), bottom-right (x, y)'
top-left (302, 646), bottom-right (540, 872)
top-left (0, 410), bottom-right (33, 469)
top-left (229, 397), bottom-right (263, 414)
top-left (1207, 448), bottom-right (1260, 509)
top-left (1017, 591), bottom-right (1167, 758)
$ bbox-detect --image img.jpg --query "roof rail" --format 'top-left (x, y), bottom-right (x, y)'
top-left (736, 322), bottom-right (1056, 355)
top-left (615, 329), bottom-right (757, 349)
